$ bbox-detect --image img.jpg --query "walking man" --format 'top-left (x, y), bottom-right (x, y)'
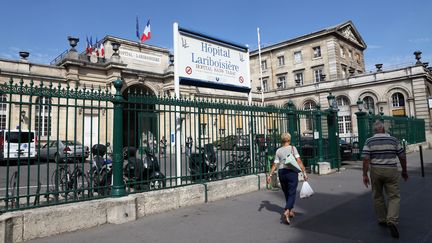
top-left (362, 121), bottom-right (408, 238)
top-left (160, 136), bottom-right (167, 156)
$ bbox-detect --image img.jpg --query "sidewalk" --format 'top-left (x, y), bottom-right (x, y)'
top-left (27, 149), bottom-right (432, 243)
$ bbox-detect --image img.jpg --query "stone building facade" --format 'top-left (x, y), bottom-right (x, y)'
top-left (249, 21), bottom-right (432, 142)
top-left (1, 21), bottom-right (431, 146)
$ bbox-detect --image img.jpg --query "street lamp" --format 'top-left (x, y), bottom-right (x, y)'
top-left (327, 92), bottom-right (337, 111)
top-left (356, 98), bottom-right (364, 112)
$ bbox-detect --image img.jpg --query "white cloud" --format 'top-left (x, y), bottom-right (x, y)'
top-left (408, 37), bottom-right (432, 44)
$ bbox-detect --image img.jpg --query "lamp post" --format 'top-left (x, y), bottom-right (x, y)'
top-left (355, 98), bottom-right (367, 157)
top-left (326, 93), bottom-right (339, 170)
top-left (315, 103), bottom-right (324, 163)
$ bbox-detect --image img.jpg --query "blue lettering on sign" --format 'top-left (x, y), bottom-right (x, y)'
top-left (191, 53), bottom-right (239, 72)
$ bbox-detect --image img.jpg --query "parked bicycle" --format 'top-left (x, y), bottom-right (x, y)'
top-left (222, 151), bottom-right (265, 177)
top-left (51, 162), bottom-right (86, 199)
top-left (87, 143), bottom-right (113, 196)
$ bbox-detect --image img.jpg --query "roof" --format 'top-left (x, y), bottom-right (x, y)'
top-left (250, 20), bottom-right (367, 55)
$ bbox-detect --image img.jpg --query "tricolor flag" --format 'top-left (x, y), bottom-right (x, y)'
top-left (136, 16), bottom-right (140, 40)
top-left (94, 38), bottom-right (99, 56)
top-left (140, 19), bottom-right (151, 43)
top-left (86, 36), bottom-right (91, 54)
top-left (99, 42), bottom-right (105, 57)
top-left (89, 36), bottom-right (93, 54)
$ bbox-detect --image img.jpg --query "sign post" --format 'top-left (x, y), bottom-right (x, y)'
top-left (173, 22), bottom-right (251, 185)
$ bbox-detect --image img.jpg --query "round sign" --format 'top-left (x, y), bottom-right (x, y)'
top-left (239, 76), bottom-right (244, 83)
top-left (185, 66), bottom-right (192, 75)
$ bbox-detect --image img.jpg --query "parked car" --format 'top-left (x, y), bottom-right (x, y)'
top-left (214, 135), bottom-right (250, 150)
top-left (0, 129), bottom-right (36, 164)
top-left (339, 139), bottom-right (352, 161)
top-left (299, 137), bottom-right (352, 162)
top-left (38, 140), bottom-right (89, 163)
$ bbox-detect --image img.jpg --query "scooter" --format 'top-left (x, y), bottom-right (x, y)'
top-left (88, 143), bottom-right (113, 196)
top-left (188, 144), bottom-right (217, 181)
top-left (123, 146), bottom-right (165, 190)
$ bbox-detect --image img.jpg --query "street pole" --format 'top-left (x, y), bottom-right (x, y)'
top-left (111, 78), bottom-right (126, 197)
top-left (315, 104), bottom-right (324, 163)
top-left (173, 22), bottom-right (181, 186)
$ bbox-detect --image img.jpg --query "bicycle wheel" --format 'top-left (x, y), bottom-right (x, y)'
top-left (98, 169), bottom-right (112, 196)
top-left (222, 162), bottom-right (236, 178)
top-left (73, 169), bottom-right (87, 199)
top-left (51, 167), bottom-right (68, 197)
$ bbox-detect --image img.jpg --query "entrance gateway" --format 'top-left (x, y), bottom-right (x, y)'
top-left (173, 23), bottom-right (251, 184)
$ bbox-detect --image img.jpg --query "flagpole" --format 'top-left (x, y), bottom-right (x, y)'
top-left (257, 27), bottom-right (268, 169)
top-left (173, 22), bottom-right (181, 186)
top-left (257, 28), bottom-right (264, 104)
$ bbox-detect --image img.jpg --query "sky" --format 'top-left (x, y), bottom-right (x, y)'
top-left (1, 0), bottom-right (431, 71)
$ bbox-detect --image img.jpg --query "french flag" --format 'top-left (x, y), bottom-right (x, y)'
top-left (140, 19), bottom-right (151, 43)
top-left (99, 42), bottom-right (105, 57)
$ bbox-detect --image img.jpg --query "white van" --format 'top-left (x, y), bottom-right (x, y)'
top-left (0, 130), bottom-right (36, 163)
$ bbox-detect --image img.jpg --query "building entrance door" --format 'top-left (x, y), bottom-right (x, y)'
top-left (84, 115), bottom-right (99, 147)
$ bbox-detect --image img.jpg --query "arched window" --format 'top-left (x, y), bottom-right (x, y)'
top-left (336, 96), bottom-right (352, 137)
top-left (303, 100), bottom-right (316, 131)
top-left (363, 96), bottom-right (375, 114)
top-left (0, 95), bottom-right (7, 130)
top-left (392, 92), bottom-right (405, 107)
top-left (35, 97), bottom-right (52, 137)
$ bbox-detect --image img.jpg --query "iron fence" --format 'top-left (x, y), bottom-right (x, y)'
top-left (0, 78), bottom-right (339, 213)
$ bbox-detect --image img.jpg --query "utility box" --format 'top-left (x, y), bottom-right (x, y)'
top-left (318, 162), bottom-right (331, 175)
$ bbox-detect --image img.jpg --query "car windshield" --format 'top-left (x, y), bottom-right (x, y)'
top-left (62, 141), bottom-right (82, 146)
top-left (6, 132), bottom-right (35, 143)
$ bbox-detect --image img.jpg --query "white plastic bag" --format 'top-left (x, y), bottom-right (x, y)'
top-left (300, 181), bottom-right (314, 199)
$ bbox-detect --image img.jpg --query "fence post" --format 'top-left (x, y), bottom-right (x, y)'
top-left (287, 101), bottom-right (296, 145)
top-left (327, 109), bottom-right (339, 169)
top-left (315, 104), bottom-right (324, 162)
top-left (111, 78), bottom-right (126, 197)
top-left (355, 110), bottom-right (368, 155)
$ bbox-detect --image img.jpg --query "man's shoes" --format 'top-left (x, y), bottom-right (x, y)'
top-left (378, 221), bottom-right (387, 227)
top-left (388, 223), bottom-right (399, 238)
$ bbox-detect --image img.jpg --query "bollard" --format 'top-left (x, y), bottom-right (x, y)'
top-left (419, 145), bottom-right (425, 178)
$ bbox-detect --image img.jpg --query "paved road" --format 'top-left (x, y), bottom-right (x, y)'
top-left (27, 148), bottom-right (432, 243)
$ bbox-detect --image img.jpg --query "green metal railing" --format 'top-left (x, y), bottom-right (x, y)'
top-left (0, 78), bottom-right (339, 213)
top-left (356, 111), bottom-right (426, 154)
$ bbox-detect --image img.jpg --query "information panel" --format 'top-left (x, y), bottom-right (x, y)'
top-left (175, 27), bottom-right (251, 92)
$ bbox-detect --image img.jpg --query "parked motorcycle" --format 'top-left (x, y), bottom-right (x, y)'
top-left (188, 144), bottom-right (217, 181)
top-left (123, 146), bottom-right (165, 190)
top-left (87, 143), bottom-right (113, 196)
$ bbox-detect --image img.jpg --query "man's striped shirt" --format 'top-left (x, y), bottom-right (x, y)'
top-left (362, 133), bottom-right (405, 168)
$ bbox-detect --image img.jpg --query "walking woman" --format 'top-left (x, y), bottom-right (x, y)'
top-left (267, 132), bottom-right (307, 224)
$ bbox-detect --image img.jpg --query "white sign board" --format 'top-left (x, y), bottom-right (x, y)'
top-left (175, 27), bottom-right (251, 92)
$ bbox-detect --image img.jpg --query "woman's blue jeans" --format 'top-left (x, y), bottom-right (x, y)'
top-left (278, 168), bottom-right (299, 210)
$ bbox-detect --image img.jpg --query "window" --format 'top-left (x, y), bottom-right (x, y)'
top-left (355, 53), bottom-right (361, 64)
top-left (0, 95), bottom-right (7, 130)
top-left (294, 51), bottom-right (302, 63)
top-left (363, 96), bottom-right (375, 114)
top-left (314, 69), bottom-right (323, 83)
top-left (277, 76), bottom-right (287, 89)
top-left (277, 56), bottom-right (285, 66)
top-left (35, 97), bottom-right (52, 137)
top-left (261, 60), bottom-right (267, 70)
top-left (340, 47), bottom-right (345, 58)
top-left (348, 50), bottom-right (353, 58)
top-left (313, 46), bottom-right (321, 58)
top-left (338, 116), bottom-right (352, 134)
top-left (341, 65), bottom-right (347, 78)
top-left (262, 79), bottom-right (268, 92)
top-left (294, 72), bottom-right (303, 86)
top-left (392, 93), bottom-right (405, 107)
top-left (304, 101), bottom-right (316, 131)
top-left (337, 96), bottom-right (350, 107)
